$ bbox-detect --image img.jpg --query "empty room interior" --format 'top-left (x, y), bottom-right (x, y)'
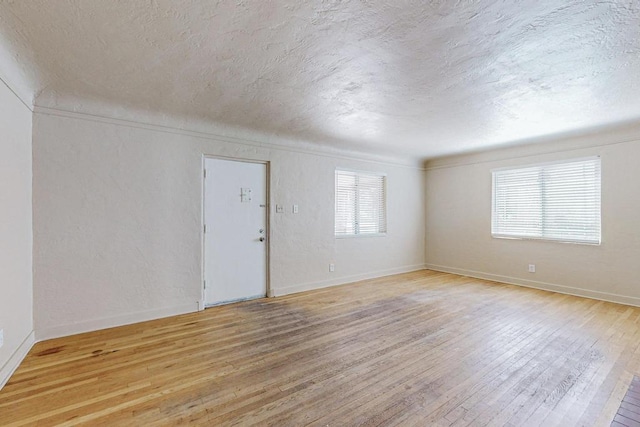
top-left (2, 1), bottom-right (640, 426)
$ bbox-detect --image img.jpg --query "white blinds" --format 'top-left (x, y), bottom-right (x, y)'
top-left (492, 157), bottom-right (601, 244)
top-left (335, 172), bottom-right (357, 236)
top-left (335, 169), bottom-right (387, 236)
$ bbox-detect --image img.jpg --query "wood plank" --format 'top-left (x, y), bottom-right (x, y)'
top-left (0, 270), bottom-right (638, 426)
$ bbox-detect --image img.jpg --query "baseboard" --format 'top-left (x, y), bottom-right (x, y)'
top-left (425, 264), bottom-right (640, 308)
top-left (271, 264), bottom-right (427, 297)
top-left (36, 301), bottom-right (200, 342)
top-left (0, 330), bottom-right (36, 391)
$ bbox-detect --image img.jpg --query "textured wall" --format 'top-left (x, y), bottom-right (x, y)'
top-left (0, 79), bottom-right (33, 386)
top-left (32, 111), bottom-right (425, 340)
top-left (425, 127), bottom-right (640, 306)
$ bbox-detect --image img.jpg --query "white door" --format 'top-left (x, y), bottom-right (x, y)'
top-left (204, 158), bottom-right (267, 306)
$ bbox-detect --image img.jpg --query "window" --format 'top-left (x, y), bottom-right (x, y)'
top-left (492, 157), bottom-right (601, 244)
top-left (335, 169), bottom-right (387, 237)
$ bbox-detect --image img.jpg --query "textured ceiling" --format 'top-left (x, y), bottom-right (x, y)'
top-left (1, 0), bottom-right (640, 159)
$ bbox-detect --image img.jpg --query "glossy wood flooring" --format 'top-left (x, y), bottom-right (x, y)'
top-left (2, 270), bottom-right (640, 426)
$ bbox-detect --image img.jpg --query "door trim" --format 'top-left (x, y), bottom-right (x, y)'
top-left (201, 155), bottom-right (271, 309)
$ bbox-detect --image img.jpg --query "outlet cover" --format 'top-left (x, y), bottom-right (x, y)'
top-left (528, 264), bottom-right (536, 273)
top-left (329, 263), bottom-right (335, 272)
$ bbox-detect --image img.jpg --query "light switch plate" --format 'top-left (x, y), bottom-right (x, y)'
top-left (293, 204), bottom-right (299, 214)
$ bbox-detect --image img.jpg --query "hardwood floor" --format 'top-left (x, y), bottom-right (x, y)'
top-left (1, 270), bottom-right (639, 426)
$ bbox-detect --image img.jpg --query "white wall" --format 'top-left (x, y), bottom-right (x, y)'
top-left (425, 126), bottom-right (640, 306)
top-left (33, 110), bottom-right (426, 340)
top-left (0, 79), bottom-right (34, 388)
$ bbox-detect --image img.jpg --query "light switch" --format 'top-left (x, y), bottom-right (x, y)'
top-left (293, 204), bottom-right (299, 214)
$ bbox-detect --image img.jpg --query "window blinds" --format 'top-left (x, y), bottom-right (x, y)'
top-left (335, 169), bottom-right (387, 236)
top-left (492, 157), bottom-right (601, 244)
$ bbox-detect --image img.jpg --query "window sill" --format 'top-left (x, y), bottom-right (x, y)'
top-left (491, 234), bottom-right (601, 246)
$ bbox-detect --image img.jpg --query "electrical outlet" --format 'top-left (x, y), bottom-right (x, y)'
top-left (329, 263), bottom-right (335, 272)
top-left (0, 329), bottom-right (3, 349)
top-left (276, 204), bottom-right (284, 213)
top-left (528, 264), bottom-right (536, 273)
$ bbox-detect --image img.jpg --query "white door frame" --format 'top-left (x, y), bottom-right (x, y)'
top-left (200, 155), bottom-right (271, 310)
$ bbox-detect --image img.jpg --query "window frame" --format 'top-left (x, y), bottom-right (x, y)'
top-left (334, 168), bottom-right (387, 238)
top-left (491, 156), bottom-right (601, 245)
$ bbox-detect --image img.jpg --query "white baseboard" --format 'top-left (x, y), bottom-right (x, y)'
top-left (271, 264), bottom-right (427, 297)
top-left (0, 330), bottom-right (36, 390)
top-left (425, 264), bottom-right (640, 308)
top-left (36, 301), bottom-right (200, 342)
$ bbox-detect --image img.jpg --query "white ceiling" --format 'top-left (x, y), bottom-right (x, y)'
top-left (1, 1), bottom-right (639, 159)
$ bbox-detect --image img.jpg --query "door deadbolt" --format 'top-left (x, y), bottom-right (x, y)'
top-left (259, 237), bottom-right (265, 242)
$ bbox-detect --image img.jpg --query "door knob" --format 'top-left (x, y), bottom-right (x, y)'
top-left (259, 237), bottom-right (265, 242)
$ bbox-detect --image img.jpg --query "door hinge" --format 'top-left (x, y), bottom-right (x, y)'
top-left (204, 224), bottom-right (207, 233)
top-left (203, 280), bottom-right (206, 289)
top-left (203, 169), bottom-right (207, 178)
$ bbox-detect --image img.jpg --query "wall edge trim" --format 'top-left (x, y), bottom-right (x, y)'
top-left (271, 264), bottom-right (427, 297)
top-left (424, 134), bottom-right (640, 171)
top-left (424, 264), bottom-right (640, 308)
top-left (33, 106), bottom-right (425, 170)
top-left (36, 301), bottom-right (200, 342)
top-left (0, 330), bottom-right (36, 391)
top-left (0, 75), bottom-right (33, 112)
